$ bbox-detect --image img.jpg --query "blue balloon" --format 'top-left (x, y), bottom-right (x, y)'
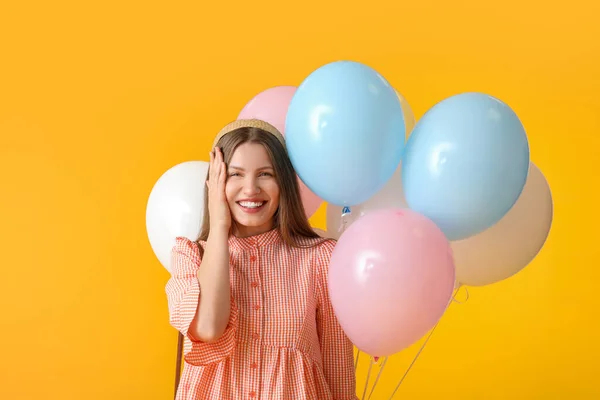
top-left (401, 92), bottom-right (530, 241)
top-left (285, 61), bottom-right (405, 207)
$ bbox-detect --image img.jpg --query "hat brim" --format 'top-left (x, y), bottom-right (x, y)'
top-left (212, 119), bottom-right (286, 149)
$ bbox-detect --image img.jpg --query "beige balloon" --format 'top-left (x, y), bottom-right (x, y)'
top-left (451, 163), bottom-right (553, 287)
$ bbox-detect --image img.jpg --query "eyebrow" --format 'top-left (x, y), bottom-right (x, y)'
top-left (228, 165), bottom-right (274, 171)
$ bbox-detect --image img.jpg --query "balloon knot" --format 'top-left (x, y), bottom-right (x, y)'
top-left (338, 207), bottom-right (352, 233)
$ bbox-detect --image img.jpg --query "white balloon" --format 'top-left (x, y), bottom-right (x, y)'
top-left (146, 161), bottom-right (209, 272)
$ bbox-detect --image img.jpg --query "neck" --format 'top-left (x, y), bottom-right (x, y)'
top-left (232, 221), bottom-right (275, 238)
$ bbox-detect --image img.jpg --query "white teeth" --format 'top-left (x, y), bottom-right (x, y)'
top-left (239, 201), bottom-right (264, 208)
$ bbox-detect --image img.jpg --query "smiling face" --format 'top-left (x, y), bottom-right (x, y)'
top-left (197, 124), bottom-right (321, 246)
top-left (225, 142), bottom-right (280, 237)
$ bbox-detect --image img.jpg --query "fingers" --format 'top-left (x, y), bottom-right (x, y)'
top-left (209, 147), bottom-right (226, 189)
top-left (215, 148), bottom-right (223, 184)
top-left (208, 149), bottom-right (215, 184)
top-left (209, 147), bottom-right (218, 181)
top-left (218, 156), bottom-right (226, 184)
top-left (217, 153), bottom-right (227, 200)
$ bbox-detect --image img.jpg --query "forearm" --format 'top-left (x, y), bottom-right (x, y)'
top-left (188, 227), bottom-right (231, 342)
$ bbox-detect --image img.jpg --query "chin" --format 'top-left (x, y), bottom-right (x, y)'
top-left (234, 214), bottom-right (273, 227)
top-left (231, 207), bottom-right (277, 232)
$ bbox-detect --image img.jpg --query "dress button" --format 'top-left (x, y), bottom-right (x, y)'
top-left (251, 362), bottom-right (258, 369)
top-left (251, 281), bottom-right (258, 288)
top-left (253, 333), bottom-right (259, 340)
top-left (254, 304), bottom-right (260, 310)
top-left (250, 391), bottom-right (256, 398)
top-left (250, 255), bottom-right (257, 262)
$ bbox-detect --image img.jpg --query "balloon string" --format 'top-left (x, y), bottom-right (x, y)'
top-left (367, 356), bottom-right (388, 400)
top-left (451, 284), bottom-right (470, 304)
top-left (354, 349), bottom-right (361, 371)
top-left (387, 285), bottom-right (465, 399)
top-left (361, 356), bottom-right (375, 400)
top-left (387, 320), bottom-right (440, 400)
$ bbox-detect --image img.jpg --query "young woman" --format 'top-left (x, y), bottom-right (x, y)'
top-left (165, 119), bottom-right (357, 399)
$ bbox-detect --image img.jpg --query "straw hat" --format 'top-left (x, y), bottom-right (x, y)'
top-left (212, 119), bottom-right (286, 149)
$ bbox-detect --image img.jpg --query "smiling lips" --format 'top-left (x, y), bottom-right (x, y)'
top-left (237, 200), bottom-right (266, 214)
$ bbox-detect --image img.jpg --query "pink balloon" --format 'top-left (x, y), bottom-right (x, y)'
top-left (238, 86), bottom-right (323, 218)
top-left (328, 208), bottom-right (455, 357)
top-left (238, 86), bottom-right (296, 134)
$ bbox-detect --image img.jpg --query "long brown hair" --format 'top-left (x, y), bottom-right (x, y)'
top-left (197, 126), bottom-right (324, 248)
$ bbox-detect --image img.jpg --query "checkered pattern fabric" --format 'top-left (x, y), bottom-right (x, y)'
top-left (166, 229), bottom-right (357, 399)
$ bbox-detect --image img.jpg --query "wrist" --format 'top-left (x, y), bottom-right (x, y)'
top-left (208, 226), bottom-right (230, 240)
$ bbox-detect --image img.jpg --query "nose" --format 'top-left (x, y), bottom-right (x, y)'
top-left (242, 176), bottom-right (260, 196)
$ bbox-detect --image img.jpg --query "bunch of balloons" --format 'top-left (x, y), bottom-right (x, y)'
top-left (145, 60), bottom-right (553, 361)
top-left (295, 61), bottom-right (552, 358)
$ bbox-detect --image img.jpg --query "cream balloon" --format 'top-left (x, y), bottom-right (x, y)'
top-left (146, 161), bottom-right (208, 272)
top-left (451, 163), bottom-right (553, 286)
top-left (356, 164), bottom-right (409, 213)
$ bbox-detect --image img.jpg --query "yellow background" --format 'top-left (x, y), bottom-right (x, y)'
top-left (1, 0), bottom-right (598, 398)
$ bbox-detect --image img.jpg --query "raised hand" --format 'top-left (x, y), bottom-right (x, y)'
top-left (207, 147), bottom-right (231, 232)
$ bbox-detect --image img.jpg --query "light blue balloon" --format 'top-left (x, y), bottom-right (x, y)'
top-left (285, 61), bottom-right (405, 207)
top-left (401, 92), bottom-right (530, 241)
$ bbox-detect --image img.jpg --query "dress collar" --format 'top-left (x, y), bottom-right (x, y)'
top-left (228, 228), bottom-right (282, 252)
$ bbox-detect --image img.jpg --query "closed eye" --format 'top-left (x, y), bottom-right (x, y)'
top-left (227, 170), bottom-right (274, 177)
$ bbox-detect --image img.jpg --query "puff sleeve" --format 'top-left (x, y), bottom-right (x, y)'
top-left (165, 237), bottom-right (238, 366)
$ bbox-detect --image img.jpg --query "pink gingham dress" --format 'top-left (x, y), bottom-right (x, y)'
top-left (165, 228), bottom-right (357, 399)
